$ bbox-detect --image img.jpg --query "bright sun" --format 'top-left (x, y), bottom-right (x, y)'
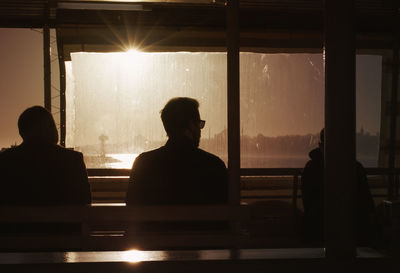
top-left (123, 249), bottom-right (147, 263)
top-left (126, 48), bottom-right (140, 54)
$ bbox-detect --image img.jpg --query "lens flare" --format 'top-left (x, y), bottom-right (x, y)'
top-left (123, 249), bottom-right (147, 263)
top-left (126, 48), bottom-right (140, 54)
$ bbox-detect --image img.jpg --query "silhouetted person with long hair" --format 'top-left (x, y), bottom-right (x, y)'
top-left (0, 106), bottom-right (91, 206)
top-left (301, 129), bottom-right (377, 246)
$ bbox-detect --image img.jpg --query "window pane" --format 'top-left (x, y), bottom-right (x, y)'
top-left (240, 53), bottom-right (324, 168)
top-left (66, 52), bottom-right (227, 168)
top-left (356, 55), bottom-right (382, 168)
top-left (0, 28), bottom-right (43, 149)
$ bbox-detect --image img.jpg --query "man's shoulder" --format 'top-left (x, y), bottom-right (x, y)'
top-left (135, 147), bottom-right (165, 163)
top-left (356, 160), bottom-right (367, 178)
top-left (0, 145), bottom-right (24, 159)
top-left (53, 145), bottom-right (83, 158)
top-left (196, 148), bottom-right (226, 167)
top-left (196, 148), bottom-right (221, 159)
top-left (304, 148), bottom-right (323, 167)
top-left (308, 147), bottom-right (322, 161)
top-left (42, 146), bottom-right (84, 166)
top-left (0, 146), bottom-right (16, 155)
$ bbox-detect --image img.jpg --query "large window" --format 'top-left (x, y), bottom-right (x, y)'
top-left (239, 53), bottom-right (382, 168)
top-left (66, 52), bottom-right (227, 168)
top-left (65, 51), bottom-right (383, 169)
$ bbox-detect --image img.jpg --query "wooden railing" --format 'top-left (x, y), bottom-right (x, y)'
top-left (0, 205), bottom-right (248, 251)
top-left (87, 168), bottom-right (400, 205)
top-left (1, 168), bottom-right (398, 252)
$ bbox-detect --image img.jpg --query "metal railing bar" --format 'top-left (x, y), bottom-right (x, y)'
top-left (292, 174), bottom-right (299, 213)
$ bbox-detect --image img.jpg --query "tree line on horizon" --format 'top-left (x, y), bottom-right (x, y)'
top-left (70, 129), bottom-right (379, 161)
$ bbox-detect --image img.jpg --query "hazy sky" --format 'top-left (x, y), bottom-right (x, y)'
top-left (0, 28), bottom-right (382, 148)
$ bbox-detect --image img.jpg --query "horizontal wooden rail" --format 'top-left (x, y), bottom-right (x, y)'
top-left (87, 168), bottom-right (400, 204)
top-left (0, 205), bottom-right (249, 223)
top-left (0, 205), bottom-right (251, 250)
top-left (241, 168), bottom-right (302, 176)
top-left (0, 204), bottom-right (298, 227)
top-left (88, 168), bottom-right (400, 177)
top-left (88, 168), bottom-right (130, 176)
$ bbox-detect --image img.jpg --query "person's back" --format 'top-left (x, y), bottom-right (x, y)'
top-left (127, 135), bottom-right (227, 205)
top-left (301, 129), bottom-right (377, 245)
top-left (0, 141), bottom-right (90, 205)
top-left (301, 146), bottom-right (324, 242)
top-left (126, 98), bottom-right (228, 232)
top-left (0, 106), bottom-right (91, 236)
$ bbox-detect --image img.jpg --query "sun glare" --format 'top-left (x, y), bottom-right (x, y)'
top-left (123, 249), bottom-right (147, 263)
top-left (126, 48), bottom-right (140, 54)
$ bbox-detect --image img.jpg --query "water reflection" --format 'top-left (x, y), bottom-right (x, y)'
top-left (239, 248), bottom-right (325, 259)
top-left (106, 153), bottom-right (138, 169)
top-left (122, 249), bottom-right (170, 263)
top-left (63, 250), bottom-right (228, 263)
top-left (64, 251), bottom-right (128, 263)
top-left (0, 249), bottom-right (331, 264)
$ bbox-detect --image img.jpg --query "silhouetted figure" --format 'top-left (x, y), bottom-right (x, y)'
top-left (126, 97), bottom-right (228, 232)
top-left (0, 106), bottom-right (91, 236)
top-left (0, 106), bottom-right (91, 205)
top-left (127, 97), bottom-right (228, 205)
top-left (301, 129), bottom-right (377, 245)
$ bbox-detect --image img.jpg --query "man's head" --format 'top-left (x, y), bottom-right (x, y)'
top-left (161, 97), bottom-right (204, 147)
top-left (18, 106), bottom-right (59, 144)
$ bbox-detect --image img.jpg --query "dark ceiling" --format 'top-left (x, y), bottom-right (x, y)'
top-left (0, 1), bottom-right (397, 30)
top-left (0, 1), bottom-right (398, 52)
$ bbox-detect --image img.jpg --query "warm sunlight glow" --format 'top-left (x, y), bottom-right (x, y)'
top-left (106, 153), bottom-right (138, 168)
top-left (126, 48), bottom-right (140, 54)
top-left (123, 249), bottom-right (148, 263)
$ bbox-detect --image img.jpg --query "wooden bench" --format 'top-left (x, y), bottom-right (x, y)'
top-left (0, 206), bottom-right (393, 273)
top-left (0, 205), bottom-right (249, 251)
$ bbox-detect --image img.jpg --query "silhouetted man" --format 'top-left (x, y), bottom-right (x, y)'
top-left (301, 129), bottom-right (377, 245)
top-left (0, 106), bottom-right (91, 205)
top-left (126, 97), bottom-right (228, 206)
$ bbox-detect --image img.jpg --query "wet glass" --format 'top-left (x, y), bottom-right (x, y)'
top-left (65, 52), bottom-right (227, 168)
top-left (239, 53), bottom-right (325, 169)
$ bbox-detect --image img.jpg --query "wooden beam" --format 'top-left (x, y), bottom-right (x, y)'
top-left (227, 0), bottom-right (240, 206)
top-left (43, 23), bottom-right (51, 111)
top-left (324, 0), bottom-right (356, 258)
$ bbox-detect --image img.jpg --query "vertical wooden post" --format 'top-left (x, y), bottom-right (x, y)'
top-left (57, 29), bottom-right (67, 147)
top-left (43, 23), bottom-right (51, 112)
top-left (227, 0), bottom-right (240, 259)
top-left (389, 43), bottom-right (399, 200)
top-left (227, 0), bottom-right (240, 206)
top-left (324, 0), bottom-right (356, 258)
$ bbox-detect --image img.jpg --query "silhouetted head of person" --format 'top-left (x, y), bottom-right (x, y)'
top-left (18, 106), bottom-right (59, 145)
top-left (161, 97), bottom-right (205, 147)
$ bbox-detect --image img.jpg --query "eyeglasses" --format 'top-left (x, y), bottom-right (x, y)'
top-left (199, 120), bottom-right (206, 129)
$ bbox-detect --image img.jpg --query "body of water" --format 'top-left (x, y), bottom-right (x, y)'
top-left (105, 153), bottom-right (138, 169)
top-left (86, 153), bottom-right (378, 169)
